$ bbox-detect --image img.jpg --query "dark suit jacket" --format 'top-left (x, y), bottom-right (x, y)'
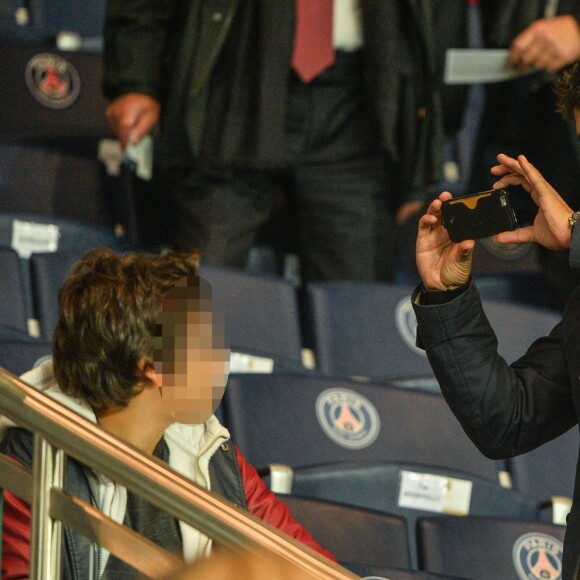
top-left (103, 0), bottom-right (442, 199)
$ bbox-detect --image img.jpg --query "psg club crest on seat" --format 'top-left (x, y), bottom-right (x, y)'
top-left (395, 297), bottom-right (426, 357)
top-left (25, 53), bottom-right (81, 109)
top-left (316, 388), bottom-right (380, 450)
top-left (512, 532), bottom-right (563, 580)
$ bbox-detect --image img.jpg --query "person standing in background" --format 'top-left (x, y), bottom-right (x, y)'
top-left (395, 0), bottom-right (475, 283)
top-left (471, 0), bottom-right (580, 307)
top-left (102, 0), bottom-right (443, 283)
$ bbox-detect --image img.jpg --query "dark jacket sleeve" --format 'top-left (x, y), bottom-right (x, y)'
top-left (102, 0), bottom-right (179, 100)
top-left (480, 0), bottom-right (580, 48)
top-left (412, 281), bottom-right (576, 459)
top-left (234, 446), bottom-right (337, 562)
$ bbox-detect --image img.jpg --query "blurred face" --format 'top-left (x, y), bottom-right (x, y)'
top-left (153, 276), bottom-right (229, 423)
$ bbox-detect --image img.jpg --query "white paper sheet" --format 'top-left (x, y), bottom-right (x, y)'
top-left (125, 134), bottom-right (153, 181)
top-left (398, 470), bottom-right (473, 515)
top-left (444, 49), bottom-right (534, 85)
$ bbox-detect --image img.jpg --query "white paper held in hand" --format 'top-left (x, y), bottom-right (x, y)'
top-left (125, 134), bottom-right (154, 181)
top-left (444, 49), bottom-right (536, 85)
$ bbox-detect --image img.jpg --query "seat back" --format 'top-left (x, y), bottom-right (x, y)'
top-left (0, 37), bottom-right (109, 139)
top-left (30, 251), bottom-right (80, 339)
top-left (222, 374), bottom-right (501, 481)
top-left (0, 1), bottom-right (106, 43)
top-left (8, 216), bottom-right (131, 338)
top-left (199, 264), bottom-right (304, 369)
top-left (508, 427), bottom-right (578, 503)
top-left (355, 570), bottom-right (464, 580)
top-left (278, 494), bottom-right (411, 570)
top-left (474, 272), bottom-right (561, 312)
top-left (305, 281), bottom-right (434, 381)
top-left (417, 515), bottom-right (566, 580)
top-left (480, 298), bottom-right (561, 364)
top-left (0, 38), bottom-right (125, 236)
top-left (0, 213), bottom-right (129, 256)
top-left (271, 461), bottom-right (539, 568)
top-left (0, 247), bottom-right (30, 333)
top-left (0, 338), bottom-right (52, 376)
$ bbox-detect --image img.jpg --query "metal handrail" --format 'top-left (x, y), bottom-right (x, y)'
top-left (0, 368), bottom-right (358, 579)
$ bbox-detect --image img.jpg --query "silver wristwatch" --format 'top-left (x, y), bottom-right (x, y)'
top-left (568, 211), bottom-right (580, 228)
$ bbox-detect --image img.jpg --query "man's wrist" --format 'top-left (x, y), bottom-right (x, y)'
top-left (568, 210), bottom-right (580, 230)
top-left (419, 280), bottom-right (471, 305)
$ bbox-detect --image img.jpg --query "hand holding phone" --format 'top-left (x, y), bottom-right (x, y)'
top-left (441, 188), bottom-right (518, 243)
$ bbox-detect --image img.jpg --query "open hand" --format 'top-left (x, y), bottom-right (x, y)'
top-left (416, 192), bottom-right (475, 291)
top-left (491, 154), bottom-right (573, 250)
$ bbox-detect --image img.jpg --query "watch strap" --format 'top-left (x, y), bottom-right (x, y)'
top-left (568, 211), bottom-right (580, 228)
top-left (570, 213), bottom-right (580, 270)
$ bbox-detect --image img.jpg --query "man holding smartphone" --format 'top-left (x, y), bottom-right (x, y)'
top-left (412, 62), bottom-right (580, 578)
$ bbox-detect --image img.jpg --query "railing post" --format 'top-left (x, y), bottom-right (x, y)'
top-left (30, 434), bottom-right (65, 580)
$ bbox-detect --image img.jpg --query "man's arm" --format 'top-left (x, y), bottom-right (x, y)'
top-left (508, 14), bottom-right (580, 73)
top-left (413, 282), bottom-right (575, 458)
top-left (414, 157), bottom-right (576, 457)
top-left (102, 0), bottom-right (177, 101)
top-left (103, 0), bottom-right (177, 146)
top-left (479, 1), bottom-right (580, 72)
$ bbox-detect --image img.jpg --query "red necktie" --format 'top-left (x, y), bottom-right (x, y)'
top-left (292, 0), bottom-right (335, 83)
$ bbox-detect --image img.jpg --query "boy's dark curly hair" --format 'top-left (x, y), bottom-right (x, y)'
top-left (52, 248), bottom-right (199, 412)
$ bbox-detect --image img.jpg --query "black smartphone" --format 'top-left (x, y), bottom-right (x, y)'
top-left (441, 188), bottom-right (517, 243)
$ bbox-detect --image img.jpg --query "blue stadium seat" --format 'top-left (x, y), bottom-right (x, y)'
top-left (0, 39), bottom-right (110, 139)
top-left (0, 38), bottom-right (134, 240)
top-left (480, 297), bottom-right (562, 364)
top-left (199, 264), bottom-right (305, 372)
top-left (305, 280), bottom-right (562, 386)
top-left (355, 569), bottom-right (464, 580)
top-left (304, 281), bottom-right (437, 388)
top-left (0, 1), bottom-right (106, 45)
top-left (0, 1), bottom-right (32, 41)
top-left (268, 461), bottom-right (539, 568)
top-left (417, 515), bottom-right (566, 580)
top-left (277, 494), bottom-right (411, 571)
top-left (29, 250), bottom-right (77, 339)
top-left (0, 338), bottom-right (51, 376)
top-left (474, 272), bottom-right (561, 312)
top-left (222, 373), bottom-right (503, 481)
top-left (508, 427), bottom-right (578, 509)
top-left (0, 213), bottom-right (130, 253)
top-left (0, 213), bottom-right (131, 339)
top-left (0, 247), bottom-right (30, 334)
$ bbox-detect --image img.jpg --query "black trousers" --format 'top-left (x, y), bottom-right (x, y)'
top-left (162, 52), bottom-right (397, 283)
